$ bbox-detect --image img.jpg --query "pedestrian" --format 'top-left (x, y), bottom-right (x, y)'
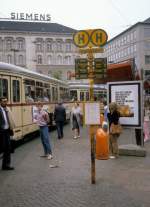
top-left (103, 100), bottom-right (108, 122)
top-left (0, 97), bottom-right (16, 170)
top-left (144, 105), bottom-right (150, 142)
top-left (71, 102), bottom-right (82, 139)
top-left (54, 101), bottom-right (66, 139)
top-left (107, 102), bottom-right (121, 158)
top-left (34, 102), bottom-right (53, 159)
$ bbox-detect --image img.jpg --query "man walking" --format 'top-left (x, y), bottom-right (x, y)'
top-left (54, 102), bottom-right (66, 139)
top-left (0, 97), bottom-right (15, 170)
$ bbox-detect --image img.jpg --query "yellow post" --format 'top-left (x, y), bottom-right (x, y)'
top-left (88, 47), bottom-right (96, 184)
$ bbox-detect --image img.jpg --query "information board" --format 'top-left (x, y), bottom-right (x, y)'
top-left (84, 102), bottom-right (100, 125)
top-left (94, 58), bottom-right (107, 79)
top-left (75, 58), bottom-right (88, 79)
top-left (108, 81), bottom-right (142, 127)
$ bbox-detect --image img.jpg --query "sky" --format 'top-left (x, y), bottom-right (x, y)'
top-left (1, 0), bottom-right (150, 40)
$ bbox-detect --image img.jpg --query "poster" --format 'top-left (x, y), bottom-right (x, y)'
top-left (108, 81), bottom-right (142, 127)
top-left (84, 102), bottom-right (100, 125)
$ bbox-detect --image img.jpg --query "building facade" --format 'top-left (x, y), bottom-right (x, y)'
top-left (0, 20), bottom-right (80, 80)
top-left (104, 17), bottom-right (150, 95)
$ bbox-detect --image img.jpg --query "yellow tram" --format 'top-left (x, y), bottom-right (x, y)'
top-left (68, 80), bottom-right (107, 101)
top-left (0, 62), bottom-right (71, 140)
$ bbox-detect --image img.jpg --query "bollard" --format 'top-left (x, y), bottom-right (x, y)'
top-left (96, 128), bottom-right (109, 160)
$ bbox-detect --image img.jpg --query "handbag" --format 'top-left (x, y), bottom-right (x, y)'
top-left (110, 123), bottom-right (122, 135)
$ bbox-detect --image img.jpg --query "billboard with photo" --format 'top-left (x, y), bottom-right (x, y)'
top-left (107, 81), bottom-right (143, 127)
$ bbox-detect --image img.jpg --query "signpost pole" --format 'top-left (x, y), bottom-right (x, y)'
top-left (73, 28), bottom-right (108, 185)
top-left (88, 48), bottom-right (96, 184)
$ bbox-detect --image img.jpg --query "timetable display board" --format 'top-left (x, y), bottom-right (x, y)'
top-left (84, 102), bottom-right (100, 125)
top-left (75, 58), bottom-right (88, 79)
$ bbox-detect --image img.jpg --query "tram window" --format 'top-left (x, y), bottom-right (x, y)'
top-left (25, 85), bottom-right (35, 103)
top-left (24, 79), bottom-right (35, 86)
top-left (70, 90), bottom-right (77, 101)
top-left (43, 89), bottom-right (51, 102)
top-left (36, 87), bottom-right (43, 101)
top-left (86, 92), bottom-right (89, 101)
top-left (13, 80), bottom-right (20, 102)
top-left (0, 79), bottom-right (8, 99)
top-left (64, 88), bottom-right (69, 101)
top-left (52, 87), bottom-right (58, 102)
top-left (44, 83), bottom-right (50, 88)
top-left (24, 79), bottom-right (35, 103)
top-left (80, 92), bottom-right (84, 101)
top-left (60, 87), bottom-right (64, 100)
top-left (36, 81), bottom-right (43, 87)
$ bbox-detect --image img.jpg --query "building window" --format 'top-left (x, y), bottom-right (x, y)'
top-left (66, 43), bottom-right (71, 52)
top-left (133, 30), bottom-right (137, 39)
top-left (144, 28), bottom-right (150, 38)
top-left (57, 55), bottom-right (62, 64)
top-left (18, 40), bottom-right (24, 50)
top-left (56, 42), bottom-right (62, 51)
top-left (133, 44), bottom-right (137, 52)
top-left (47, 55), bottom-right (52, 65)
top-left (127, 34), bottom-right (130, 43)
top-left (145, 55), bottom-right (150, 64)
top-left (37, 55), bottom-right (42, 64)
top-left (36, 41), bottom-right (43, 52)
top-left (7, 55), bottom-right (12, 63)
top-left (0, 39), bottom-right (3, 51)
top-left (130, 45), bottom-right (134, 54)
top-left (18, 55), bottom-right (24, 65)
top-left (64, 56), bottom-right (71, 64)
top-left (145, 41), bottom-right (150, 50)
top-left (130, 32), bottom-right (133, 41)
top-left (6, 39), bottom-right (12, 50)
top-left (47, 42), bottom-right (52, 52)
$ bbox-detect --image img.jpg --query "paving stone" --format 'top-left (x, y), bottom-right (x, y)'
top-left (0, 125), bottom-right (150, 207)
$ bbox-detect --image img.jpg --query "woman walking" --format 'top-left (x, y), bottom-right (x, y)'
top-left (71, 102), bottom-right (82, 139)
top-left (107, 102), bottom-right (121, 158)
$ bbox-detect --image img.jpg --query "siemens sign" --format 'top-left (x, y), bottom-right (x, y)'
top-left (11, 13), bottom-right (51, 21)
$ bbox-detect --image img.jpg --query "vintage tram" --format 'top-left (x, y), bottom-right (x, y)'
top-left (0, 62), bottom-right (71, 140)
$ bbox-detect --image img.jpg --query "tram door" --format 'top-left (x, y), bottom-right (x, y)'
top-left (10, 77), bottom-right (23, 140)
top-left (79, 90), bottom-right (89, 101)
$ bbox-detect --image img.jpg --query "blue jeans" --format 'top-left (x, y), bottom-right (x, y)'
top-left (39, 126), bottom-right (52, 155)
top-left (56, 121), bottom-right (64, 139)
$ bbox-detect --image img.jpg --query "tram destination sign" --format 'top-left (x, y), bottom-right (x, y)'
top-left (94, 58), bottom-right (107, 78)
top-left (75, 58), bottom-right (88, 79)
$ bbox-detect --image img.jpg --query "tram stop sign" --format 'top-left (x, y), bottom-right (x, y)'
top-left (73, 29), bottom-right (108, 48)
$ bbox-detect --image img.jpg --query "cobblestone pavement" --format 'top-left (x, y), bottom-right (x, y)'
top-left (0, 125), bottom-right (150, 207)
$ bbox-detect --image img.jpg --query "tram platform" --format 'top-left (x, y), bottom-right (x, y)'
top-left (0, 124), bottom-right (150, 207)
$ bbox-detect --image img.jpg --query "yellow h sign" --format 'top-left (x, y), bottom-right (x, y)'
top-left (73, 29), bottom-right (108, 48)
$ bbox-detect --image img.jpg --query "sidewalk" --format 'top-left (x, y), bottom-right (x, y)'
top-left (0, 125), bottom-right (150, 207)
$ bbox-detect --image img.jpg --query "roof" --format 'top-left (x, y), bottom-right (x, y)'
top-left (0, 62), bottom-right (68, 85)
top-left (107, 61), bottom-right (134, 82)
top-left (106, 17), bottom-right (150, 44)
top-left (0, 20), bottom-right (76, 34)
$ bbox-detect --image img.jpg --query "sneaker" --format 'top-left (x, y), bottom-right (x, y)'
top-left (40, 155), bottom-right (48, 157)
top-left (73, 136), bottom-right (77, 139)
top-left (47, 154), bottom-right (53, 160)
top-left (77, 135), bottom-right (80, 138)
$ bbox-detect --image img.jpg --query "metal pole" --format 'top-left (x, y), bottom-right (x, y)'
top-left (88, 48), bottom-right (96, 184)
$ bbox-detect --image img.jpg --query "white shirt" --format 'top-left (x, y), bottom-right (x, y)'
top-left (0, 106), bottom-right (9, 129)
